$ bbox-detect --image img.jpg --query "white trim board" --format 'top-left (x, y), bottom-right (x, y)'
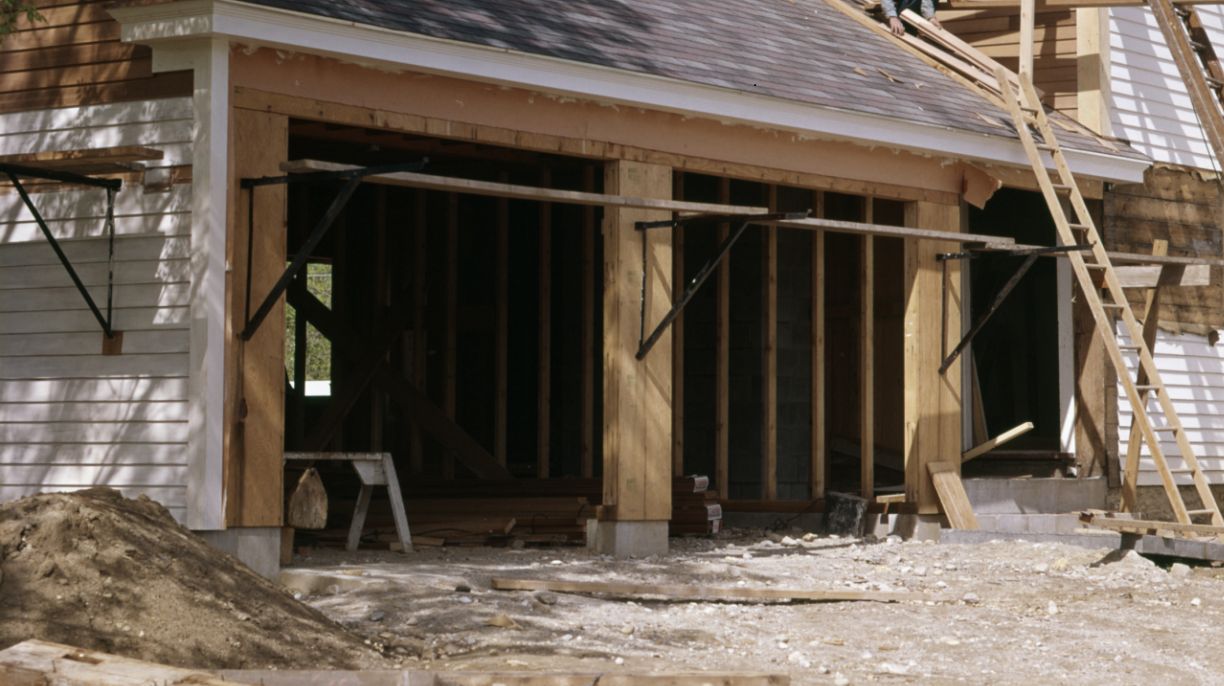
top-left (110, 0), bottom-right (1149, 184)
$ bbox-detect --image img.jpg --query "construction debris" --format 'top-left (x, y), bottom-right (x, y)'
top-left (489, 578), bottom-right (929, 604)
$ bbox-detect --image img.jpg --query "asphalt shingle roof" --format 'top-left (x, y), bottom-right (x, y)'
top-left (239, 0), bottom-right (1141, 159)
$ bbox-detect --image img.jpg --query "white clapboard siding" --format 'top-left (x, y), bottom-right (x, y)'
top-left (1117, 325), bottom-right (1224, 485)
top-left (0, 97), bottom-right (193, 522)
top-left (1108, 6), bottom-right (1224, 170)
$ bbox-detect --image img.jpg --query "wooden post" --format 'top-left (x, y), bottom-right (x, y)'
top-left (290, 194), bottom-right (307, 449)
top-left (1020, 0), bottom-right (1035, 78)
top-left (580, 166), bottom-right (596, 478)
top-left (903, 201), bottom-right (962, 514)
top-left (673, 172), bottom-right (686, 479)
top-left (811, 191), bottom-right (826, 501)
top-left (861, 231), bottom-right (875, 501)
top-left (762, 185), bottom-right (778, 501)
top-left (224, 108), bottom-right (288, 527)
top-left (1076, 7), bottom-right (1111, 135)
top-left (716, 178), bottom-right (731, 500)
top-left (1122, 239), bottom-right (1170, 512)
top-left (409, 190), bottom-right (428, 474)
top-left (495, 176), bottom-right (509, 468)
top-left (538, 169), bottom-right (552, 479)
top-left (600, 160), bottom-right (673, 554)
top-left (443, 192), bottom-right (458, 478)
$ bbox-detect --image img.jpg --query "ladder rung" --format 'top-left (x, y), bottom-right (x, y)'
top-left (1100, 302), bottom-right (1125, 309)
top-left (1084, 263), bottom-right (1108, 270)
top-left (1134, 384), bottom-right (1158, 391)
top-left (1036, 142), bottom-right (1057, 152)
top-left (1151, 426), bottom-right (1181, 433)
top-left (1185, 509), bottom-right (1216, 516)
top-left (1068, 223), bottom-right (1092, 231)
top-left (1052, 184), bottom-right (1074, 194)
top-left (1169, 468), bottom-right (1199, 474)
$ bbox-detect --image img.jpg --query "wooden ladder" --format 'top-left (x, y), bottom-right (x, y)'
top-left (1148, 0), bottom-right (1224, 165)
top-left (994, 66), bottom-right (1224, 526)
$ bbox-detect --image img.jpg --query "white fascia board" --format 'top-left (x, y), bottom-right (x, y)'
top-left (112, 0), bottom-right (1149, 184)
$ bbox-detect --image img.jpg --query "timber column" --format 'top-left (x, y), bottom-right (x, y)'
top-left (594, 160), bottom-right (673, 557)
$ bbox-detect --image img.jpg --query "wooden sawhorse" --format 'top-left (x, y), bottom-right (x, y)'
top-left (284, 452), bottom-right (412, 552)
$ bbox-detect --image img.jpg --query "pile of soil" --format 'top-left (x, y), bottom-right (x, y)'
top-left (0, 487), bottom-right (387, 669)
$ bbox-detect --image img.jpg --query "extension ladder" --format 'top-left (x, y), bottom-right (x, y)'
top-left (994, 66), bottom-right (1224, 526)
top-left (1148, 0), bottom-right (1224, 165)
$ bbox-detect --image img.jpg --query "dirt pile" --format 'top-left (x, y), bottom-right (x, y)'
top-left (0, 487), bottom-right (387, 669)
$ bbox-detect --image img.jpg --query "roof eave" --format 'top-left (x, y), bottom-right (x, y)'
top-left (110, 0), bottom-right (1150, 184)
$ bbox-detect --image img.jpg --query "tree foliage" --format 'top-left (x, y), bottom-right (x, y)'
top-left (1, 1), bottom-right (43, 41)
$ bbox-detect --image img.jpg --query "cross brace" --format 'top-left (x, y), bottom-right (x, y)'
top-left (1, 163), bottom-right (122, 338)
top-left (238, 160), bottom-right (427, 341)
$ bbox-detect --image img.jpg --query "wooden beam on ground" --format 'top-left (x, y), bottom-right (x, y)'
top-left (861, 230), bottom-right (875, 501)
top-left (580, 166), bottom-right (596, 478)
top-left (673, 172), bottom-right (686, 479)
top-left (443, 192), bottom-right (459, 479)
top-left (928, 461), bottom-right (979, 529)
top-left (283, 160), bottom-right (768, 216)
top-left (490, 578), bottom-right (929, 603)
top-left (0, 640), bottom-right (237, 686)
top-left (1080, 511), bottom-right (1224, 538)
top-left (962, 421), bottom-right (1035, 463)
top-left (1123, 240), bottom-right (1169, 512)
top-left (811, 191), bottom-right (826, 500)
top-left (716, 178), bottom-right (731, 501)
top-left (538, 169), bottom-right (553, 478)
top-left (763, 185), bottom-right (778, 501)
top-left (496, 176), bottom-right (509, 468)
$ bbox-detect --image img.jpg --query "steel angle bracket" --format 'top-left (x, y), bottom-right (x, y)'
top-left (634, 211), bottom-right (807, 360)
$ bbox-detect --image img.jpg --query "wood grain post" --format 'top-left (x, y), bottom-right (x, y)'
top-left (602, 160), bottom-right (673, 526)
top-left (580, 166), bottom-right (596, 478)
top-left (673, 172), bottom-right (686, 479)
top-left (903, 201), bottom-right (962, 514)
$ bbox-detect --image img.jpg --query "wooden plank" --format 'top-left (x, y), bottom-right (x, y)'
top-left (444, 193), bottom-right (458, 479)
top-left (673, 172), bottom-right (686, 479)
top-left (495, 180), bottom-right (509, 468)
top-left (602, 160), bottom-right (673, 522)
top-left (962, 421), bottom-right (1035, 462)
top-left (861, 231), bottom-right (875, 500)
top-left (811, 192), bottom-right (826, 500)
top-left (927, 461), bottom-right (979, 529)
top-left (0, 145), bottom-right (163, 175)
top-left (283, 160), bottom-right (768, 216)
top-left (0, 640), bottom-right (235, 685)
top-left (1116, 264), bottom-right (1209, 288)
top-left (580, 166), bottom-right (596, 478)
top-left (538, 169), bottom-right (552, 479)
top-left (775, 216), bottom-right (1011, 245)
top-left (1079, 511), bottom-right (1224, 538)
top-left (716, 178), bottom-right (731, 501)
top-left (490, 577), bottom-right (928, 603)
top-left (223, 108), bottom-right (287, 528)
top-left (762, 185), bottom-right (778, 501)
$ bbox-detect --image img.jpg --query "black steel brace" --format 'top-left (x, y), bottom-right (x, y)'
top-left (635, 211), bottom-right (807, 360)
top-left (239, 160), bottom-right (427, 341)
top-left (1, 163), bottom-right (121, 338)
top-left (937, 243), bottom-right (1093, 375)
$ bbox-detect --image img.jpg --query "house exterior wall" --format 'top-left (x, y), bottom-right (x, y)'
top-left (0, 97), bottom-right (196, 522)
top-left (1107, 6), bottom-right (1224, 169)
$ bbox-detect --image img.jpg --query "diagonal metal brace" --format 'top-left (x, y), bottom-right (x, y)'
top-left (6, 171), bottom-right (117, 338)
top-left (938, 243), bottom-right (1093, 375)
top-left (239, 160), bottom-right (428, 342)
top-left (635, 211), bottom-right (806, 360)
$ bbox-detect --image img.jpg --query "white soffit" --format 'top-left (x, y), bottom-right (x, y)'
top-left (111, 0), bottom-right (1149, 184)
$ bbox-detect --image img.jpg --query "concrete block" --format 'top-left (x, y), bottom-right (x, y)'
top-left (962, 477), bottom-right (1107, 514)
top-left (198, 527), bottom-right (281, 579)
top-left (866, 514), bottom-right (943, 541)
top-left (586, 520), bottom-right (668, 557)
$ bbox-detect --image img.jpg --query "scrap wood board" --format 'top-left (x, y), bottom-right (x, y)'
top-left (1080, 511), bottom-right (1224, 539)
top-left (0, 639), bottom-right (236, 685)
top-left (490, 578), bottom-right (928, 603)
top-left (927, 461), bottom-right (979, 529)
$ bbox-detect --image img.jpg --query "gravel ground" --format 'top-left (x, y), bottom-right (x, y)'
top-left (282, 530), bottom-right (1224, 685)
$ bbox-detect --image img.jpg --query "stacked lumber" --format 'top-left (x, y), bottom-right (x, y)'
top-left (309, 475), bottom-right (720, 548)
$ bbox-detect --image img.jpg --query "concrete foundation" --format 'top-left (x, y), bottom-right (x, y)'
top-left (865, 513), bottom-right (943, 541)
top-left (198, 527), bottom-right (281, 579)
top-left (586, 520), bottom-right (669, 557)
top-left (963, 476), bottom-right (1107, 514)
